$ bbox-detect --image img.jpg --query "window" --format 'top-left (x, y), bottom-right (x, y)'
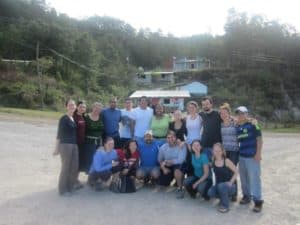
top-left (164, 98), bottom-right (170, 104)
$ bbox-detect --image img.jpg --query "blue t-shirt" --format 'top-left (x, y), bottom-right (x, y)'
top-left (191, 153), bottom-right (209, 178)
top-left (138, 140), bottom-right (160, 168)
top-left (89, 148), bottom-right (118, 173)
top-left (236, 122), bottom-right (262, 157)
top-left (102, 108), bottom-right (121, 137)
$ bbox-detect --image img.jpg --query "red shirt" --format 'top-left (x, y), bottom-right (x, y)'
top-left (73, 113), bottom-right (86, 145)
top-left (116, 149), bottom-right (140, 169)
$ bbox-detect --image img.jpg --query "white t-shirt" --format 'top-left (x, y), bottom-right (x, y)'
top-left (186, 114), bottom-right (202, 144)
top-left (120, 109), bottom-right (133, 139)
top-left (130, 107), bottom-right (153, 138)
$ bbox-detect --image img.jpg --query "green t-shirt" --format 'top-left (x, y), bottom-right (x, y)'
top-left (192, 153), bottom-right (209, 178)
top-left (84, 114), bottom-right (104, 144)
top-left (151, 114), bottom-right (171, 138)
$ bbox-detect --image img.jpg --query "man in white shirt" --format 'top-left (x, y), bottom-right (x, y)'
top-left (130, 96), bottom-right (153, 142)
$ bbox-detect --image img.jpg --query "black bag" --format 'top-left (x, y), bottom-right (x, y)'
top-left (118, 175), bottom-right (136, 193)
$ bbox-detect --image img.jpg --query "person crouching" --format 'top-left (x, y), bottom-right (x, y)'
top-left (88, 137), bottom-right (122, 191)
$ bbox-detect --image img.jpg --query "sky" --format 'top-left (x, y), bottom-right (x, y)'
top-left (46, 0), bottom-right (300, 37)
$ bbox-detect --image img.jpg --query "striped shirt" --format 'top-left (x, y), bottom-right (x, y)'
top-left (221, 120), bottom-right (239, 152)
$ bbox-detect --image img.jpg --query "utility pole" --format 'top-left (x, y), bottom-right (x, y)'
top-left (36, 41), bottom-right (44, 110)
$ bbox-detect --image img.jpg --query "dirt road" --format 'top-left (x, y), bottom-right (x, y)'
top-left (0, 115), bottom-right (299, 225)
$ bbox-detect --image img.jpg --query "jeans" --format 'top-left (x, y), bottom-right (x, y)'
top-left (226, 151), bottom-right (239, 197)
top-left (208, 182), bottom-right (236, 208)
top-left (239, 156), bottom-right (262, 201)
top-left (183, 176), bottom-right (207, 194)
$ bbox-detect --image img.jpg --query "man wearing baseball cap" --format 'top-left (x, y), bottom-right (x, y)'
top-left (136, 130), bottom-right (161, 185)
top-left (235, 106), bottom-right (264, 212)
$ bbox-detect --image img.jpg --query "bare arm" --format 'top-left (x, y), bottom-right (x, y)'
top-left (225, 158), bottom-right (238, 186)
top-left (254, 136), bottom-right (263, 161)
top-left (193, 164), bottom-right (209, 188)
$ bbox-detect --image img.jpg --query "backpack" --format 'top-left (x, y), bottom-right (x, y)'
top-left (116, 175), bottom-right (136, 193)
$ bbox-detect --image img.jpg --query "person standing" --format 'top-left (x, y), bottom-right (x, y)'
top-left (185, 101), bottom-right (202, 177)
top-left (102, 97), bottom-right (122, 148)
top-left (73, 100), bottom-right (87, 189)
top-left (199, 96), bottom-right (222, 160)
top-left (219, 103), bottom-right (239, 201)
top-left (151, 104), bottom-right (171, 143)
top-left (158, 131), bottom-right (187, 199)
top-left (168, 110), bottom-right (187, 142)
top-left (83, 102), bottom-right (104, 173)
top-left (186, 101), bottom-right (202, 146)
top-left (120, 98), bottom-right (133, 148)
top-left (53, 99), bottom-right (79, 196)
top-left (235, 106), bottom-right (264, 212)
top-left (130, 96), bottom-right (153, 142)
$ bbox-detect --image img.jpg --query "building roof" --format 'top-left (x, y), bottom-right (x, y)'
top-left (144, 71), bottom-right (174, 76)
top-left (179, 81), bottom-right (208, 96)
top-left (129, 90), bottom-right (190, 98)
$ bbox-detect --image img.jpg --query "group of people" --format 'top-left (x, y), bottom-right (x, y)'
top-left (54, 95), bottom-right (264, 213)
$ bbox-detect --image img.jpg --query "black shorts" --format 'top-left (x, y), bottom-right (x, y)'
top-left (158, 164), bottom-right (182, 186)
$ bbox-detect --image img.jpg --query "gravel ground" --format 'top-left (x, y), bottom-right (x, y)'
top-left (0, 114), bottom-right (299, 225)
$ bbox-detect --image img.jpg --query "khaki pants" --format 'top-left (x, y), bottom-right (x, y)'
top-left (58, 143), bottom-right (79, 195)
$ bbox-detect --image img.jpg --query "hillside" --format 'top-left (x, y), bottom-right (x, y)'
top-left (0, 0), bottom-right (300, 123)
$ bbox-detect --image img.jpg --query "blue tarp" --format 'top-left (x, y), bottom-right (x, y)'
top-left (179, 81), bottom-right (207, 96)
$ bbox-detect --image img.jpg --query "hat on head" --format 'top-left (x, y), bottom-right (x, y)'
top-left (144, 130), bottom-right (153, 136)
top-left (235, 106), bottom-right (248, 113)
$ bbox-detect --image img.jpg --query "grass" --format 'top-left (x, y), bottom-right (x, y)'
top-left (0, 107), bottom-right (62, 120)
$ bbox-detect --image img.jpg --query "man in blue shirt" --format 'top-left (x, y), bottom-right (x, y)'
top-left (236, 106), bottom-right (263, 212)
top-left (136, 130), bottom-right (161, 185)
top-left (158, 130), bottom-right (187, 198)
top-left (88, 137), bottom-right (122, 191)
top-left (101, 97), bottom-right (122, 148)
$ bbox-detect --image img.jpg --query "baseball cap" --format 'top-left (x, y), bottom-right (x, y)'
top-left (235, 106), bottom-right (248, 113)
top-left (144, 130), bottom-right (153, 136)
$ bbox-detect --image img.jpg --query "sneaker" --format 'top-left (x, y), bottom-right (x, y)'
top-left (218, 205), bottom-right (229, 213)
top-left (176, 188), bottom-right (185, 199)
top-left (253, 200), bottom-right (264, 213)
top-left (240, 196), bottom-right (251, 205)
